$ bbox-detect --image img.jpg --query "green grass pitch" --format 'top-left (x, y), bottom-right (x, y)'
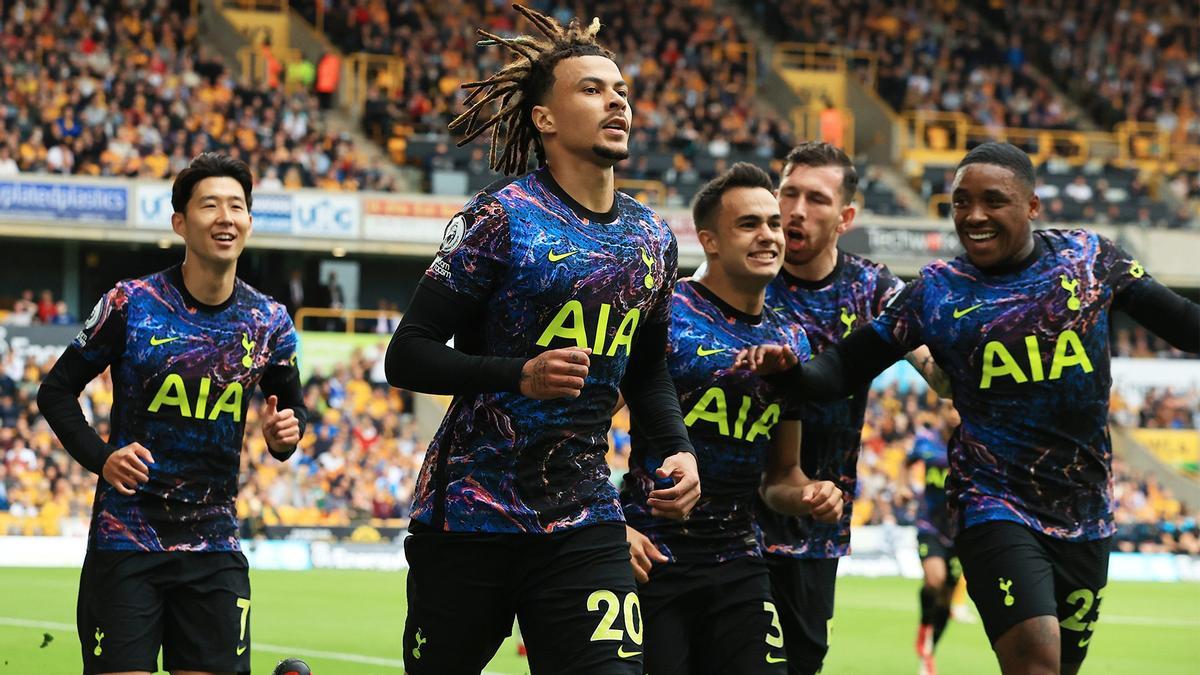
top-left (0, 567), bottom-right (1196, 673)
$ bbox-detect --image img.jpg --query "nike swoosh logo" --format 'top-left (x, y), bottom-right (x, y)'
top-left (548, 250), bottom-right (577, 262)
top-left (696, 346), bottom-right (725, 357)
top-left (766, 653), bottom-right (787, 664)
top-left (149, 336), bottom-right (180, 346)
top-left (952, 303), bottom-right (984, 319)
top-left (616, 647), bottom-right (642, 659)
top-left (1077, 636), bottom-right (1091, 648)
top-left (236, 645), bottom-right (247, 655)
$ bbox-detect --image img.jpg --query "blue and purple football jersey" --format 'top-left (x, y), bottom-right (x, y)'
top-left (758, 251), bottom-right (904, 558)
top-left (72, 266), bottom-right (298, 551)
top-left (622, 280), bottom-right (811, 563)
top-left (414, 167), bottom-right (679, 533)
top-left (908, 426), bottom-right (953, 545)
top-left (873, 229), bottom-right (1149, 541)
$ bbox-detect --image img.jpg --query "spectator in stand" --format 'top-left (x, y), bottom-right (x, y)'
top-left (35, 290), bottom-right (56, 324)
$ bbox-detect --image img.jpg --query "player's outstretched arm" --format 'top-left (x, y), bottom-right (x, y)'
top-left (760, 421), bottom-right (843, 523)
top-left (385, 278), bottom-right (529, 395)
top-left (736, 326), bottom-right (906, 402)
top-left (905, 346), bottom-right (952, 398)
top-left (1117, 279), bottom-right (1200, 354)
top-left (37, 349), bottom-right (118, 476)
top-left (625, 525), bottom-right (667, 584)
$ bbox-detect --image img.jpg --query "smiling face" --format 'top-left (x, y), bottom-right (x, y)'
top-left (950, 163), bottom-right (1038, 269)
top-left (532, 54), bottom-right (632, 166)
top-left (776, 163), bottom-right (855, 266)
top-left (170, 176), bottom-right (253, 265)
top-left (699, 186), bottom-right (784, 286)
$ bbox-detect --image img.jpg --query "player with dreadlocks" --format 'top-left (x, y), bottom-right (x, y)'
top-left (386, 5), bottom-right (700, 673)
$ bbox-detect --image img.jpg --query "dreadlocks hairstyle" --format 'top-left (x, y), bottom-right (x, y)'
top-left (448, 4), bottom-right (615, 175)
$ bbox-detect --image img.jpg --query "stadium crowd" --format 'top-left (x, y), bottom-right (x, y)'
top-left (739, 0), bottom-right (1081, 131)
top-left (0, 0), bottom-right (393, 190)
top-left (1, 289), bottom-right (76, 326)
top-left (970, 0), bottom-right (1199, 140)
top-left (306, 0), bottom-right (804, 200)
top-left (3, 337), bottom-right (1195, 553)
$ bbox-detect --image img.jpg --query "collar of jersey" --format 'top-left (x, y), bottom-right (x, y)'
top-left (535, 166), bottom-right (620, 224)
top-left (686, 279), bottom-right (763, 325)
top-left (778, 249), bottom-right (846, 291)
top-left (968, 233), bottom-right (1048, 277)
top-left (165, 264), bottom-right (238, 314)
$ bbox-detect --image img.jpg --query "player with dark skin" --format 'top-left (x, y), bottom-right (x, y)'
top-left (740, 143), bottom-right (1199, 675)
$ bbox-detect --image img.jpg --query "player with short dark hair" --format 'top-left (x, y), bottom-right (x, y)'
top-left (622, 163), bottom-right (842, 674)
top-left (385, 6), bottom-right (700, 673)
top-left (755, 141), bottom-right (948, 675)
top-left (38, 152), bottom-right (307, 675)
top-left (740, 141), bottom-right (1200, 675)
top-left (906, 402), bottom-right (962, 675)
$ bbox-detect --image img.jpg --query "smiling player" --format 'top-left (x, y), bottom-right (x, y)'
top-left (622, 163), bottom-right (842, 674)
top-left (38, 153), bottom-right (307, 675)
top-left (739, 142), bottom-right (1199, 675)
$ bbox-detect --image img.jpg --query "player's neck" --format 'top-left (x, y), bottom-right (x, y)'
top-left (180, 256), bottom-right (237, 306)
top-left (693, 267), bottom-right (765, 316)
top-left (782, 245), bottom-right (839, 282)
top-left (544, 160), bottom-right (615, 215)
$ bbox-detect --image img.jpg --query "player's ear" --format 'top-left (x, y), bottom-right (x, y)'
top-left (837, 202), bottom-right (856, 234)
top-left (531, 104), bottom-right (554, 135)
top-left (1027, 193), bottom-right (1041, 221)
top-left (697, 228), bottom-right (719, 256)
top-left (170, 211), bottom-right (186, 237)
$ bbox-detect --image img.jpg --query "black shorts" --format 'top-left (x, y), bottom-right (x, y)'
top-left (77, 550), bottom-right (251, 675)
top-left (956, 521), bottom-right (1110, 664)
top-left (917, 531), bottom-right (962, 586)
top-left (638, 556), bottom-right (786, 675)
top-left (765, 556), bottom-right (839, 675)
top-left (402, 521), bottom-right (642, 674)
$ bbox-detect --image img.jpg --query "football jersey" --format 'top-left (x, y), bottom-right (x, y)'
top-left (72, 265), bottom-right (298, 551)
top-left (622, 280), bottom-right (811, 563)
top-left (414, 167), bottom-right (679, 533)
top-left (873, 229), bottom-right (1149, 541)
top-left (908, 426), bottom-right (953, 544)
top-left (757, 251), bottom-right (904, 558)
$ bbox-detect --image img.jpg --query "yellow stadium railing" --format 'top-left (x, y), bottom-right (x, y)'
top-left (1116, 121), bottom-right (1200, 172)
top-left (294, 307), bottom-right (403, 334)
top-left (899, 111), bottom-right (1122, 170)
top-left (617, 179), bottom-right (669, 206)
top-left (928, 193), bottom-right (951, 219)
top-left (791, 107), bottom-right (855, 156)
top-left (772, 43), bottom-right (878, 86)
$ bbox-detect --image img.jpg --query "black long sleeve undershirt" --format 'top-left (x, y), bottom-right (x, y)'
top-left (620, 321), bottom-right (694, 459)
top-left (37, 348), bottom-right (115, 475)
top-left (1116, 278), bottom-right (1200, 353)
top-left (259, 363), bottom-right (309, 462)
top-left (771, 278), bottom-right (1200, 401)
top-left (767, 326), bottom-right (906, 402)
top-left (385, 277), bottom-right (527, 394)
